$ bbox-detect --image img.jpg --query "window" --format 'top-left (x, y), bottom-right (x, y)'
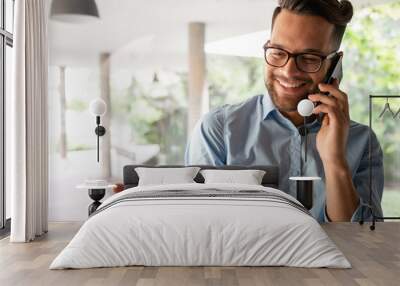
top-left (0, 0), bottom-right (13, 234)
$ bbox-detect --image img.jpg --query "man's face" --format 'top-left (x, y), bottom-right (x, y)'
top-left (265, 9), bottom-right (336, 112)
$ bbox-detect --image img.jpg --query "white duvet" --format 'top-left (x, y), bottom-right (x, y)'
top-left (50, 183), bottom-right (351, 269)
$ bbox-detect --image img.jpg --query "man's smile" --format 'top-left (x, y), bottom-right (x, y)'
top-left (275, 77), bottom-right (309, 96)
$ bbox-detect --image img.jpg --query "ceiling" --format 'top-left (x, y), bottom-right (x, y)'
top-left (48, 0), bottom-right (396, 70)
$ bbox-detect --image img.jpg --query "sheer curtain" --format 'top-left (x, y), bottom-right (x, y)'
top-left (10, 0), bottom-right (48, 242)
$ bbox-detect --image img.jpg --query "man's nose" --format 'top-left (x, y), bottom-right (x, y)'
top-left (280, 57), bottom-right (303, 77)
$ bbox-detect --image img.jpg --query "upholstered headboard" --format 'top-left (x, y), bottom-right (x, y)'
top-left (123, 165), bottom-right (279, 189)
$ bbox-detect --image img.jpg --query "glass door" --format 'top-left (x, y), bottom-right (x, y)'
top-left (0, 0), bottom-right (13, 232)
top-left (0, 0), bottom-right (5, 230)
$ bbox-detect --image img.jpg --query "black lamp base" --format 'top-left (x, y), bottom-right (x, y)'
top-left (296, 180), bottom-right (313, 210)
top-left (88, 188), bottom-right (105, 216)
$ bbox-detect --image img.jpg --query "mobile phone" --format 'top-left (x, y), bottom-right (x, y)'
top-left (323, 53), bottom-right (343, 85)
top-left (317, 54), bottom-right (343, 122)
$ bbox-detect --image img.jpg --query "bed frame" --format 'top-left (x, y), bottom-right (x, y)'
top-left (123, 165), bottom-right (279, 189)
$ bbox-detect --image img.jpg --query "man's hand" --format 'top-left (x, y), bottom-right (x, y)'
top-left (308, 79), bottom-right (359, 221)
top-left (308, 79), bottom-right (350, 166)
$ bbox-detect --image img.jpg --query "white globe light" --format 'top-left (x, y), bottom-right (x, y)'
top-left (89, 98), bottom-right (107, 116)
top-left (297, 99), bottom-right (314, 117)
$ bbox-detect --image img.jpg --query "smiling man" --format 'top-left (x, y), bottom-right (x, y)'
top-left (185, 0), bottom-right (383, 222)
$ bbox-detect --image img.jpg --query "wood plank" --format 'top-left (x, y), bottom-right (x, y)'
top-left (0, 222), bottom-right (399, 286)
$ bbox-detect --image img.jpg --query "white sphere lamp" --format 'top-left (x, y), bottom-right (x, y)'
top-left (89, 98), bottom-right (107, 117)
top-left (89, 98), bottom-right (107, 162)
top-left (297, 99), bottom-right (314, 117)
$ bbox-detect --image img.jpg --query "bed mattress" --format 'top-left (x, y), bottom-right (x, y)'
top-left (50, 183), bottom-right (350, 269)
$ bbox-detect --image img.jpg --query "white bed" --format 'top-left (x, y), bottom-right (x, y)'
top-left (50, 183), bottom-right (351, 269)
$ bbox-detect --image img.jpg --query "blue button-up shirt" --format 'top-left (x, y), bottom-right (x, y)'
top-left (185, 94), bottom-right (383, 222)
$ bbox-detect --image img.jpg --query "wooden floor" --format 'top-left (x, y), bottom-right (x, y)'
top-left (0, 222), bottom-right (399, 286)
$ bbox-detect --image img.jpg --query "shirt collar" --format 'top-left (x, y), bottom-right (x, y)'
top-left (262, 93), bottom-right (277, 120)
top-left (262, 93), bottom-right (321, 131)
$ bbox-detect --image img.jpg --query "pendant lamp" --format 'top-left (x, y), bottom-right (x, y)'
top-left (50, 0), bottom-right (100, 23)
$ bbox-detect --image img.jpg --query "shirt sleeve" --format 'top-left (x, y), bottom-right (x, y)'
top-left (349, 129), bottom-right (384, 222)
top-left (184, 107), bottom-right (226, 166)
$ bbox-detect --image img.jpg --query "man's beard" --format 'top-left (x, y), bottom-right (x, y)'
top-left (265, 77), bottom-right (317, 112)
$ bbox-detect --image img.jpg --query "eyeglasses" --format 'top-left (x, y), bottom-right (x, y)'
top-left (263, 41), bottom-right (338, 73)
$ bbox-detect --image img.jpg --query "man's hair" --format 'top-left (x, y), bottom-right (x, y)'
top-left (271, 0), bottom-right (354, 50)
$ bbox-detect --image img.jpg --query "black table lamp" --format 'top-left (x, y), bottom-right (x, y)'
top-left (89, 98), bottom-right (107, 162)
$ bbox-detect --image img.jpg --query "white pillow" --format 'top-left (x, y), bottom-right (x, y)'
top-left (200, 169), bottom-right (266, 185)
top-left (135, 167), bottom-right (201, 186)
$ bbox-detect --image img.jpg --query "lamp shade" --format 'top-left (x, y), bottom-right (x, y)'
top-left (50, 0), bottom-right (100, 23)
top-left (89, 98), bottom-right (107, 116)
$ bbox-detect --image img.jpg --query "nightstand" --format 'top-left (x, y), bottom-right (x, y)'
top-left (76, 183), bottom-right (116, 216)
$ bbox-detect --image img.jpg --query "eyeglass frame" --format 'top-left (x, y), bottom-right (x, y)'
top-left (263, 41), bottom-right (338, 73)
